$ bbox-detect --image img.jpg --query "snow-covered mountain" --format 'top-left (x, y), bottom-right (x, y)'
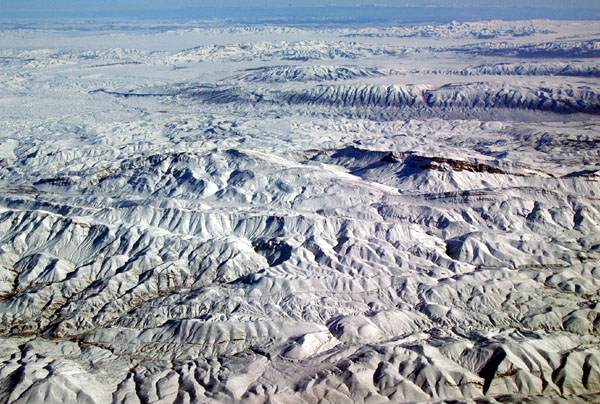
top-left (0, 18), bottom-right (599, 404)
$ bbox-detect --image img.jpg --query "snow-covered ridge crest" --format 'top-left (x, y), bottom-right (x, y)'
top-left (92, 81), bottom-right (600, 116)
top-left (419, 61), bottom-right (600, 78)
top-left (168, 39), bottom-right (412, 63)
top-left (227, 65), bottom-right (404, 83)
top-left (345, 19), bottom-right (555, 39)
top-left (449, 39), bottom-right (600, 58)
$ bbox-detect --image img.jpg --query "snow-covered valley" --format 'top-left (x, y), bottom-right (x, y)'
top-left (0, 19), bottom-right (599, 403)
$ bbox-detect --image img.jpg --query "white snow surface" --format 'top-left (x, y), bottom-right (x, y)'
top-left (0, 19), bottom-right (600, 404)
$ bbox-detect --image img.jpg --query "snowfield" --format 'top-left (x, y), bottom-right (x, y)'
top-left (0, 18), bottom-right (599, 404)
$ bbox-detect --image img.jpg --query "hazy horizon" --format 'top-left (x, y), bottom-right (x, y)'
top-left (2, 2), bottom-right (600, 23)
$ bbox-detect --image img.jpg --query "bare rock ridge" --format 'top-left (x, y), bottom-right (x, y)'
top-left (0, 18), bottom-right (599, 404)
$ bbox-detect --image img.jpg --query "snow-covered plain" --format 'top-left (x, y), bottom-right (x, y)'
top-left (0, 18), bottom-right (600, 403)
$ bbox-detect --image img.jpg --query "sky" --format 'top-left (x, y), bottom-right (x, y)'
top-left (2, 0), bottom-right (599, 20)
top-left (3, 0), bottom-right (600, 11)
